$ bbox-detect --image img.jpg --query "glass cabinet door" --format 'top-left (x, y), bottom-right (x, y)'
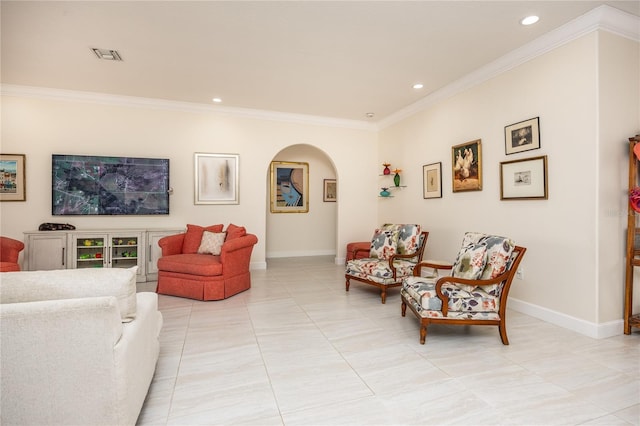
top-left (75, 235), bottom-right (106, 269)
top-left (110, 235), bottom-right (139, 269)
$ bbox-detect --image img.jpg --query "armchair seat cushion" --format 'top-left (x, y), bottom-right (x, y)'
top-left (346, 258), bottom-right (417, 285)
top-left (402, 277), bottom-right (500, 317)
top-left (157, 254), bottom-right (223, 276)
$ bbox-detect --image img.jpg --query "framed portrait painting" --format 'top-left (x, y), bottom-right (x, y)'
top-left (451, 139), bottom-right (482, 192)
top-left (323, 179), bottom-right (336, 202)
top-left (505, 117), bottom-right (540, 155)
top-left (500, 155), bottom-right (548, 200)
top-left (270, 161), bottom-right (309, 213)
top-left (423, 162), bottom-right (442, 199)
top-left (0, 154), bottom-right (26, 201)
top-left (194, 153), bottom-right (239, 205)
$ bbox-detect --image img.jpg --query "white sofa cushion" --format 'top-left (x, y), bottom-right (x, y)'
top-left (1, 266), bottom-right (138, 322)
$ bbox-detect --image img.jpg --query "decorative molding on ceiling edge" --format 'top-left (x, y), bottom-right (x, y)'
top-left (377, 5), bottom-right (640, 130)
top-left (0, 5), bottom-right (636, 133)
top-left (0, 84), bottom-right (377, 132)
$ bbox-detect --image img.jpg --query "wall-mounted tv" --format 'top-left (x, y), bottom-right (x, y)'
top-left (52, 154), bottom-right (170, 215)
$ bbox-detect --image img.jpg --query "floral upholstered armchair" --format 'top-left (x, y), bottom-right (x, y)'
top-left (345, 224), bottom-right (428, 304)
top-left (401, 232), bottom-right (526, 344)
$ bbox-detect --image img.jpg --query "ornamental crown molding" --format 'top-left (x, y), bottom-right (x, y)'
top-left (377, 5), bottom-right (640, 130)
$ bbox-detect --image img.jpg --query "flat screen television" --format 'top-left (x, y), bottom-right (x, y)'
top-left (52, 154), bottom-right (170, 215)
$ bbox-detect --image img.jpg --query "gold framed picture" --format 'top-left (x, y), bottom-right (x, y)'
top-left (451, 139), bottom-right (482, 192)
top-left (323, 179), bottom-right (336, 202)
top-left (0, 154), bottom-right (26, 202)
top-left (270, 161), bottom-right (309, 213)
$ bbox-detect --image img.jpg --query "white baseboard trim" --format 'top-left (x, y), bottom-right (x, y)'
top-left (508, 297), bottom-right (623, 339)
top-left (266, 249), bottom-right (336, 258)
top-left (250, 261), bottom-right (267, 270)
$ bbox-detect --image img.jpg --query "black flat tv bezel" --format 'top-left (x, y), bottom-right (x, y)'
top-left (51, 154), bottom-right (170, 216)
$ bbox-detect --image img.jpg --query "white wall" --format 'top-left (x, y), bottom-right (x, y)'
top-left (378, 31), bottom-right (639, 334)
top-left (0, 95), bottom-right (379, 269)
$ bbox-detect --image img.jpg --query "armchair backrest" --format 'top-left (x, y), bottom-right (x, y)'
top-left (0, 237), bottom-right (25, 263)
top-left (367, 224), bottom-right (427, 261)
top-left (453, 232), bottom-right (517, 281)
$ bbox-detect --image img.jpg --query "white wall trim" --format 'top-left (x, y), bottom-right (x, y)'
top-left (378, 5), bottom-right (640, 130)
top-left (251, 261), bottom-right (267, 270)
top-left (0, 84), bottom-right (376, 132)
top-left (266, 249), bottom-right (336, 259)
top-left (509, 297), bottom-right (623, 339)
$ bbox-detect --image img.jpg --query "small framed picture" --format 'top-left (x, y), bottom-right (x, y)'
top-left (505, 117), bottom-right (540, 155)
top-left (0, 154), bottom-right (26, 201)
top-left (452, 139), bottom-right (482, 192)
top-left (194, 153), bottom-right (239, 205)
top-left (423, 162), bottom-right (442, 199)
top-left (500, 155), bottom-right (548, 200)
top-left (323, 179), bottom-right (336, 202)
top-left (270, 161), bottom-right (309, 213)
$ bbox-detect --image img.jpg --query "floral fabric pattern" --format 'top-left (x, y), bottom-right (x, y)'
top-left (346, 258), bottom-right (417, 285)
top-left (451, 243), bottom-right (487, 281)
top-left (401, 232), bottom-right (516, 321)
top-left (381, 224), bottom-right (421, 255)
top-left (369, 228), bottom-right (398, 259)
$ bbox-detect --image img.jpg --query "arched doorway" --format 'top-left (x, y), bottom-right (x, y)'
top-left (265, 144), bottom-right (337, 259)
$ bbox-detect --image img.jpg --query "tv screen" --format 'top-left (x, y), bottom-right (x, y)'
top-left (52, 154), bottom-right (170, 215)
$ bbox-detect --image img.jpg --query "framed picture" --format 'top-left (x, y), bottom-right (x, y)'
top-left (270, 161), bottom-right (309, 213)
top-left (505, 117), bottom-right (540, 155)
top-left (423, 162), bottom-right (442, 199)
top-left (451, 139), bottom-right (482, 192)
top-left (0, 154), bottom-right (26, 201)
top-left (500, 155), bottom-right (548, 200)
top-left (323, 179), bottom-right (337, 202)
top-left (194, 153), bottom-right (239, 205)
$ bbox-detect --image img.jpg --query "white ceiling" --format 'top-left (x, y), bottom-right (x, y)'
top-left (2, 1), bottom-right (639, 123)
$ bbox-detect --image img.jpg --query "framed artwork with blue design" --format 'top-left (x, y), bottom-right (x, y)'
top-left (270, 161), bottom-right (309, 213)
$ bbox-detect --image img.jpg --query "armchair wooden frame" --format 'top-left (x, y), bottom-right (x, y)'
top-left (345, 231), bottom-right (429, 304)
top-left (401, 245), bottom-right (526, 344)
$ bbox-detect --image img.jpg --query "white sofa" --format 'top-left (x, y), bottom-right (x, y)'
top-left (0, 266), bottom-right (163, 426)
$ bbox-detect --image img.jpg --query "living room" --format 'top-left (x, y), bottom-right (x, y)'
top-left (3, 1), bottom-right (639, 337)
top-left (1, 1), bottom-right (639, 424)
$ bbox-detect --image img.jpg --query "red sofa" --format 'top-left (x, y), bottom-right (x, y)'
top-left (0, 237), bottom-right (25, 272)
top-left (156, 224), bottom-right (258, 300)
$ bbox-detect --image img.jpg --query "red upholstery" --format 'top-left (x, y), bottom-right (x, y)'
top-left (345, 241), bottom-right (370, 263)
top-left (156, 227), bottom-right (258, 301)
top-left (0, 237), bottom-right (24, 272)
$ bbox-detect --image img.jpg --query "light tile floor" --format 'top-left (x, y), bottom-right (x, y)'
top-left (137, 256), bottom-right (640, 425)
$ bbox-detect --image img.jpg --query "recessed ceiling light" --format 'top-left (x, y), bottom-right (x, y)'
top-left (212, 97), bottom-right (222, 103)
top-left (365, 112), bottom-right (375, 118)
top-left (521, 15), bottom-right (539, 26)
top-left (412, 83), bottom-right (424, 89)
top-left (91, 48), bottom-right (122, 61)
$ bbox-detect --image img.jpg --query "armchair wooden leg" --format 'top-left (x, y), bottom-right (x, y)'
top-left (420, 325), bottom-right (427, 344)
top-left (380, 289), bottom-right (386, 304)
top-left (345, 278), bottom-right (350, 292)
top-left (498, 323), bottom-right (510, 345)
top-left (401, 301), bottom-right (407, 316)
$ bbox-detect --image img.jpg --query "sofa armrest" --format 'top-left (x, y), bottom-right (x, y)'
top-left (220, 233), bottom-right (258, 275)
top-left (158, 233), bottom-right (186, 256)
